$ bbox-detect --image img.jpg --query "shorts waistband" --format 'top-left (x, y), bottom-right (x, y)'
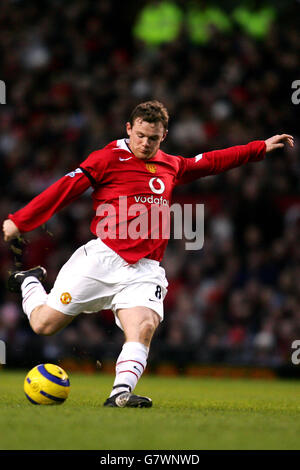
top-left (94, 238), bottom-right (160, 266)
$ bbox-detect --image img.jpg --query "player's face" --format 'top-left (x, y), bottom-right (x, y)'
top-left (126, 118), bottom-right (167, 160)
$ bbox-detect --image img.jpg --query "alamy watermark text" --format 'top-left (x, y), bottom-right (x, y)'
top-left (0, 80), bottom-right (6, 104)
top-left (0, 340), bottom-right (6, 364)
top-left (291, 340), bottom-right (300, 365)
top-left (291, 80), bottom-right (300, 105)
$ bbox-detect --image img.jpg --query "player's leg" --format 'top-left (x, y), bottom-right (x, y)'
top-left (8, 240), bottom-right (114, 336)
top-left (7, 266), bottom-right (74, 335)
top-left (103, 259), bottom-right (168, 408)
top-left (104, 306), bottom-right (160, 408)
top-left (30, 304), bottom-right (74, 335)
top-left (117, 306), bottom-right (160, 346)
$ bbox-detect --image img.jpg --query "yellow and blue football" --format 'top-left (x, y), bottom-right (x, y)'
top-left (24, 364), bottom-right (70, 405)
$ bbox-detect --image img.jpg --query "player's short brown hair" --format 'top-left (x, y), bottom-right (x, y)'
top-left (129, 100), bottom-right (169, 131)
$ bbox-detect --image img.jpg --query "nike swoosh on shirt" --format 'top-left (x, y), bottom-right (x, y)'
top-left (119, 156), bottom-right (132, 161)
top-left (149, 298), bottom-right (159, 302)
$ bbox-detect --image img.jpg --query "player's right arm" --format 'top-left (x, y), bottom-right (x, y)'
top-left (3, 147), bottom-right (109, 242)
top-left (3, 168), bottom-right (91, 242)
top-left (2, 143), bottom-right (112, 242)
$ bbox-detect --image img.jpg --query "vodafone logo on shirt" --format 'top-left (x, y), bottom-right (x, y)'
top-left (133, 177), bottom-right (168, 205)
top-left (149, 177), bottom-right (165, 195)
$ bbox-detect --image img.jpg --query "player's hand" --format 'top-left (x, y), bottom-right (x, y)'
top-left (265, 134), bottom-right (294, 154)
top-left (2, 219), bottom-right (20, 242)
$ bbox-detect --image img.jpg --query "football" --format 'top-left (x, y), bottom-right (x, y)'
top-left (24, 364), bottom-right (70, 405)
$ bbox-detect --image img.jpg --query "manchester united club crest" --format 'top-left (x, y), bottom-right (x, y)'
top-left (145, 163), bottom-right (156, 174)
top-left (60, 292), bottom-right (72, 305)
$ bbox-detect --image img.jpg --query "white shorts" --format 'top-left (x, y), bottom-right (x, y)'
top-left (46, 238), bottom-right (168, 329)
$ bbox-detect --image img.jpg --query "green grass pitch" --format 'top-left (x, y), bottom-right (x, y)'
top-left (0, 370), bottom-right (299, 450)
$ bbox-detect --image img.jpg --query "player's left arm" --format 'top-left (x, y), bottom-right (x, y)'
top-left (176, 134), bottom-right (294, 185)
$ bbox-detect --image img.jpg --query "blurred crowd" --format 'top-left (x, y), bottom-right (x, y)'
top-left (0, 0), bottom-right (299, 369)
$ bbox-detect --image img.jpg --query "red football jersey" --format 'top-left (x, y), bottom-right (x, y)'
top-left (9, 138), bottom-right (266, 264)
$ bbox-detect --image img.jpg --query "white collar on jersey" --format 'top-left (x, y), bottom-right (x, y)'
top-left (116, 138), bottom-right (132, 154)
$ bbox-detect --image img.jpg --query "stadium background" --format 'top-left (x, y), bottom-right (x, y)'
top-left (0, 0), bottom-right (299, 377)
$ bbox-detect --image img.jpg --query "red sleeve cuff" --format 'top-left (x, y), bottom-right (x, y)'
top-left (8, 213), bottom-right (25, 232)
top-left (249, 140), bottom-right (267, 161)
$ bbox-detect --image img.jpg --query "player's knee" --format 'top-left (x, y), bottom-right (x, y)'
top-left (139, 318), bottom-right (158, 344)
top-left (31, 318), bottom-right (57, 336)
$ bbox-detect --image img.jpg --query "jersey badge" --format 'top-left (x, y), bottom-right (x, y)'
top-left (60, 292), bottom-right (72, 305)
top-left (145, 163), bottom-right (156, 174)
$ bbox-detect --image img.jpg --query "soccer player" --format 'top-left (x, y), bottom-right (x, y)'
top-left (2, 101), bottom-right (294, 407)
